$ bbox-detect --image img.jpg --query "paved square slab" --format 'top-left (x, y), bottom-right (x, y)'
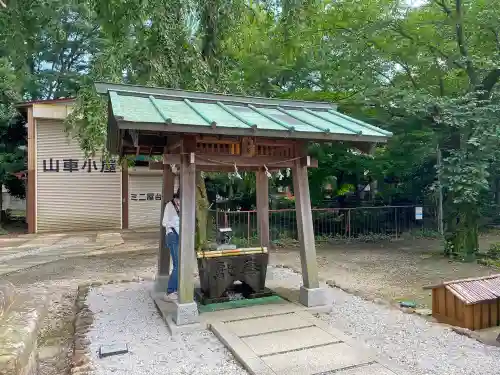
top-left (261, 342), bottom-right (373, 375)
top-left (225, 313), bottom-right (313, 337)
top-left (242, 326), bottom-right (339, 356)
top-left (334, 363), bottom-right (398, 375)
top-left (208, 302), bottom-right (405, 375)
top-left (202, 303), bottom-right (303, 324)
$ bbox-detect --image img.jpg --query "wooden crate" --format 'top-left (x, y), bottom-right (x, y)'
top-left (427, 275), bottom-right (500, 330)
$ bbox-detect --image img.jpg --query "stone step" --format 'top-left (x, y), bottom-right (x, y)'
top-left (202, 302), bottom-right (303, 324)
top-left (242, 325), bottom-right (339, 356)
top-left (225, 312), bottom-right (313, 337)
top-left (0, 280), bottom-right (16, 318)
top-left (261, 342), bottom-right (376, 375)
top-left (0, 290), bottom-right (48, 375)
top-left (210, 305), bottom-right (406, 375)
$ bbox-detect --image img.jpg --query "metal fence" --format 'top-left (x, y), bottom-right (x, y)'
top-left (208, 205), bottom-right (437, 246)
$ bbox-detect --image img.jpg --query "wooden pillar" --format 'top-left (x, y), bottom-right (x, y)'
top-left (256, 170), bottom-right (270, 248)
top-left (177, 136), bottom-right (197, 306)
top-left (292, 144), bottom-right (320, 291)
top-left (155, 158), bottom-right (175, 293)
top-left (27, 107), bottom-right (36, 233)
top-left (121, 159), bottom-right (129, 230)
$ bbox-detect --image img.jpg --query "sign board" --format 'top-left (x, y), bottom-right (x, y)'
top-left (130, 192), bottom-right (162, 201)
top-left (415, 206), bottom-right (423, 220)
top-left (42, 158), bottom-right (117, 173)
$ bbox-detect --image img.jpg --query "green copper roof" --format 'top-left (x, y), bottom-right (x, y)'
top-left (96, 82), bottom-right (392, 143)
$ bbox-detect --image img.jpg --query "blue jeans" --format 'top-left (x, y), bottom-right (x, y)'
top-left (166, 231), bottom-right (179, 294)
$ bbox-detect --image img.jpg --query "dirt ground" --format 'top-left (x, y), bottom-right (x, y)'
top-left (3, 250), bottom-right (158, 375)
top-left (272, 236), bottom-right (500, 308)
top-left (3, 231), bottom-right (500, 374)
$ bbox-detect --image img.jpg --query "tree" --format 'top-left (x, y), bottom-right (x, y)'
top-left (0, 59), bottom-right (26, 224)
top-left (337, 0), bottom-right (500, 259)
top-left (3, 0), bottom-right (499, 258)
top-left (65, 0), bottom-right (255, 248)
top-left (0, 0), bottom-right (98, 100)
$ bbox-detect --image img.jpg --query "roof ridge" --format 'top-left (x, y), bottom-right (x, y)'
top-left (96, 82), bottom-right (335, 109)
top-left (424, 273), bottom-right (500, 290)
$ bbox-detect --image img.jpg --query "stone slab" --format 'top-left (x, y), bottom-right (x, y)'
top-left (261, 342), bottom-right (373, 375)
top-left (201, 302), bottom-right (303, 324)
top-left (225, 312), bottom-right (313, 337)
top-left (19, 234), bottom-right (65, 249)
top-left (334, 363), bottom-right (398, 375)
top-left (99, 343), bottom-right (129, 358)
top-left (0, 291), bottom-right (48, 375)
top-left (96, 232), bottom-right (124, 246)
top-left (242, 326), bottom-right (339, 357)
top-left (211, 321), bottom-right (275, 375)
top-left (0, 280), bottom-right (16, 318)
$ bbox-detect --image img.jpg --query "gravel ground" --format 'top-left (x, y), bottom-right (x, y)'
top-left (4, 241), bottom-right (499, 375)
top-left (86, 282), bottom-right (248, 375)
top-left (269, 267), bottom-right (500, 375)
top-left (3, 251), bottom-right (158, 375)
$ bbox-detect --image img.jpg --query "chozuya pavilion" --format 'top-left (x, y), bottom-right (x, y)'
top-left (96, 82), bottom-right (392, 327)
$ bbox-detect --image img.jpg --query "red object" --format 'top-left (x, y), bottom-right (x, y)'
top-left (11, 171), bottom-right (27, 180)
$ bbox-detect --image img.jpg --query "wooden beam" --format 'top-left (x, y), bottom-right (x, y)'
top-left (160, 154), bottom-right (318, 169)
top-left (117, 120), bottom-right (389, 144)
top-left (292, 142), bottom-right (320, 289)
top-left (256, 170), bottom-right (270, 248)
top-left (177, 136), bottom-right (197, 305)
top-left (150, 162), bottom-right (287, 172)
top-left (168, 141), bottom-right (181, 153)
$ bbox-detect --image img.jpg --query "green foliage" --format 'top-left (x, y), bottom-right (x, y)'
top-left (487, 243), bottom-right (500, 260)
top-left (405, 228), bottom-right (442, 240)
top-left (478, 242), bottom-right (500, 268)
top-left (0, 58), bottom-right (26, 215)
top-left (2, 0), bottom-right (500, 253)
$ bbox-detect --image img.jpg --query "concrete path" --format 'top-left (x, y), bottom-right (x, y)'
top-left (0, 230), bottom-right (157, 276)
top-left (208, 302), bottom-right (405, 375)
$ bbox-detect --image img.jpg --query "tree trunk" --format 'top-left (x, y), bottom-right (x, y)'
top-left (444, 201), bottom-right (479, 261)
top-left (195, 172), bottom-right (209, 250)
top-left (0, 186), bottom-right (3, 225)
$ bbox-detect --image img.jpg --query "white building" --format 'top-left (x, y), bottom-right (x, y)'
top-left (20, 98), bottom-right (177, 233)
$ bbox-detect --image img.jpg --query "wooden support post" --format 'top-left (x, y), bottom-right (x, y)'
top-left (177, 136), bottom-right (197, 306)
top-left (292, 157), bottom-right (319, 289)
top-left (292, 143), bottom-right (325, 307)
top-left (256, 170), bottom-right (270, 248)
top-left (27, 107), bottom-right (36, 233)
top-left (155, 157), bottom-right (175, 293)
top-left (121, 159), bottom-right (129, 230)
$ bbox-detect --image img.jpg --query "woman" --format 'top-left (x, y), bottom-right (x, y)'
top-left (162, 190), bottom-right (180, 301)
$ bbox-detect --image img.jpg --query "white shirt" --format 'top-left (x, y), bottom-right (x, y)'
top-left (162, 200), bottom-right (180, 234)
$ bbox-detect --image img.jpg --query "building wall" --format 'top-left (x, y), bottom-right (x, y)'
top-left (35, 119), bottom-right (122, 232)
top-left (128, 168), bottom-right (178, 229)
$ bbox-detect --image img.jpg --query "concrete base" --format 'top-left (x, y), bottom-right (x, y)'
top-left (299, 286), bottom-right (327, 307)
top-left (153, 275), bottom-right (170, 293)
top-left (151, 291), bottom-right (204, 335)
top-left (173, 301), bottom-right (200, 325)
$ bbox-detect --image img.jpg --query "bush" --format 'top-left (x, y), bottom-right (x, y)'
top-left (487, 243), bottom-right (500, 260)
